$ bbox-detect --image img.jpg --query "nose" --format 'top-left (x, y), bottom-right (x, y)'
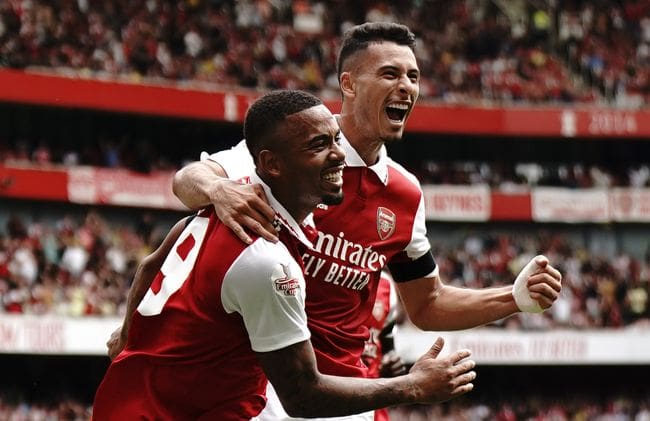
top-left (398, 75), bottom-right (417, 97)
top-left (329, 141), bottom-right (346, 162)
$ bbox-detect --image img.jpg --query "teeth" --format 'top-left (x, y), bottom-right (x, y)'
top-left (387, 103), bottom-right (409, 110)
top-left (322, 170), bottom-right (343, 182)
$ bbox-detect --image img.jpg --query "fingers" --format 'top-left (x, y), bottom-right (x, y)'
top-left (531, 259), bottom-right (562, 281)
top-left (410, 343), bottom-right (477, 404)
top-left (449, 358), bottom-right (476, 398)
top-left (106, 339), bottom-right (121, 360)
top-left (527, 272), bottom-right (562, 308)
top-left (427, 337), bottom-right (445, 358)
top-left (223, 217), bottom-right (253, 244)
top-left (380, 353), bottom-right (407, 377)
top-left (528, 272), bottom-right (562, 294)
top-left (213, 182), bottom-right (278, 244)
top-left (390, 362), bottom-right (408, 376)
top-left (251, 185), bottom-right (275, 220)
top-left (217, 202), bottom-right (278, 244)
top-left (226, 212), bottom-right (278, 244)
top-left (534, 254), bottom-right (549, 268)
top-left (449, 348), bottom-right (472, 365)
top-left (528, 279), bottom-right (560, 297)
top-left (453, 357), bottom-right (476, 373)
top-left (451, 381), bottom-right (475, 398)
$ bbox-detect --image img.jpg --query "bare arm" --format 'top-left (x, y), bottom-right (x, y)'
top-left (106, 217), bottom-right (189, 359)
top-left (397, 256), bottom-right (562, 331)
top-left (173, 160), bottom-right (277, 243)
top-left (172, 160), bottom-right (226, 210)
top-left (257, 337), bottom-right (475, 418)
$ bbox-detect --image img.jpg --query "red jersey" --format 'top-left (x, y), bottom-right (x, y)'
top-left (361, 275), bottom-right (392, 378)
top-left (211, 134), bottom-right (435, 380)
top-left (93, 175), bottom-right (313, 420)
top-left (362, 276), bottom-right (392, 421)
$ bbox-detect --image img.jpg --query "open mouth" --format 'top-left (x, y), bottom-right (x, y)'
top-left (385, 103), bottom-right (409, 123)
top-left (322, 167), bottom-right (344, 186)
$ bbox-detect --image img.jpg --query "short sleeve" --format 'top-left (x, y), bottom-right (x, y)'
top-left (202, 139), bottom-right (255, 181)
top-left (221, 239), bottom-right (310, 352)
top-left (405, 194), bottom-right (432, 260)
top-left (388, 189), bottom-right (438, 282)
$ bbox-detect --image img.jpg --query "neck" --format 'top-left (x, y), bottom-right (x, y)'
top-left (336, 113), bottom-right (382, 166)
top-left (261, 175), bottom-right (311, 224)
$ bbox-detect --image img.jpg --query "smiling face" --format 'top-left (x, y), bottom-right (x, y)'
top-left (269, 104), bottom-right (345, 216)
top-left (341, 41), bottom-right (420, 147)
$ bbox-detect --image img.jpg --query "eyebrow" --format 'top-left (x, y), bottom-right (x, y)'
top-left (309, 129), bottom-right (340, 145)
top-left (378, 64), bottom-right (420, 75)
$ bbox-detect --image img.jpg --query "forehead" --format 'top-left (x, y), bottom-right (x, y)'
top-left (283, 104), bottom-right (337, 135)
top-left (354, 42), bottom-right (418, 73)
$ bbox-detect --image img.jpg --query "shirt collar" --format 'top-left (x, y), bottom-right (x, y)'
top-left (337, 120), bottom-right (389, 185)
top-left (250, 172), bottom-right (314, 249)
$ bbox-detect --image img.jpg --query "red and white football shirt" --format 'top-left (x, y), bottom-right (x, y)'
top-left (208, 133), bottom-right (437, 380)
top-left (93, 174), bottom-right (312, 420)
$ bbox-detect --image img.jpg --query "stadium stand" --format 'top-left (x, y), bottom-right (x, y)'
top-left (0, 0), bottom-right (648, 106)
top-left (1, 205), bottom-right (649, 329)
top-left (0, 0), bottom-right (649, 418)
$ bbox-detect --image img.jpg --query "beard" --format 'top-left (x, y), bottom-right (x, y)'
top-left (322, 191), bottom-right (344, 206)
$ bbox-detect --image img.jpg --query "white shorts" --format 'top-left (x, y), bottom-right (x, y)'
top-left (258, 381), bottom-right (374, 421)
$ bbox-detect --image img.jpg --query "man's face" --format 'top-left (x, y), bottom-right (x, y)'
top-left (277, 104), bottom-right (345, 206)
top-left (345, 42), bottom-right (420, 144)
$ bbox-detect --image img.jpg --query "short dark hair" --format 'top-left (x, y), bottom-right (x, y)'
top-left (244, 90), bottom-right (323, 161)
top-left (336, 22), bottom-right (416, 79)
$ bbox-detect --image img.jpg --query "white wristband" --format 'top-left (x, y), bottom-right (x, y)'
top-left (512, 256), bottom-right (545, 313)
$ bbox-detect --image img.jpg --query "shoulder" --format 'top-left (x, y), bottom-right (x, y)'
top-left (221, 237), bottom-right (305, 313)
top-left (228, 238), bottom-right (295, 279)
top-left (385, 157), bottom-right (423, 196)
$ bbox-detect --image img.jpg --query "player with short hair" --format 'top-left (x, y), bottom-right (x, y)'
top-left (170, 22), bottom-right (562, 421)
top-left (95, 89), bottom-right (477, 420)
top-left (119, 22), bottom-right (561, 421)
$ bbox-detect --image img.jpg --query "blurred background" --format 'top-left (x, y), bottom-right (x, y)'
top-left (0, 0), bottom-right (649, 419)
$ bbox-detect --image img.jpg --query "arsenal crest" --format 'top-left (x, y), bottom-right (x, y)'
top-left (376, 207), bottom-right (396, 240)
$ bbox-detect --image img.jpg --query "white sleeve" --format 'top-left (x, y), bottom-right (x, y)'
top-left (405, 192), bottom-right (432, 260)
top-left (221, 239), bottom-right (310, 352)
top-left (201, 139), bottom-right (255, 181)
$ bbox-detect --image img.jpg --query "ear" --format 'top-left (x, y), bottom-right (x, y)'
top-left (257, 149), bottom-right (282, 178)
top-left (339, 72), bottom-right (355, 99)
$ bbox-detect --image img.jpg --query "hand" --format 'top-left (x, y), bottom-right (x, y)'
top-left (106, 327), bottom-right (126, 360)
top-left (379, 351), bottom-right (407, 378)
top-left (513, 255), bottom-right (563, 312)
top-left (408, 337), bottom-right (476, 403)
top-left (210, 179), bottom-right (278, 244)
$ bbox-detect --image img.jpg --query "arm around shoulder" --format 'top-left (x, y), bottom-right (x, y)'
top-left (172, 160), bottom-right (227, 210)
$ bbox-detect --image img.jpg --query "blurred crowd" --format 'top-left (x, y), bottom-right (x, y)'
top-left (418, 160), bottom-right (650, 189)
top-left (431, 231), bottom-right (650, 329)
top-left (1, 393), bottom-right (649, 421)
top-left (1, 207), bottom-right (648, 329)
top-left (0, 210), bottom-right (160, 318)
top-left (0, 397), bottom-right (89, 421)
top-left (389, 394), bottom-right (650, 421)
top-left (2, 139), bottom-right (649, 188)
top-left (0, 0), bottom-right (648, 107)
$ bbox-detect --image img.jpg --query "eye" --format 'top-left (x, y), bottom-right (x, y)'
top-left (310, 138), bottom-right (328, 151)
top-left (383, 70), bottom-right (398, 79)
